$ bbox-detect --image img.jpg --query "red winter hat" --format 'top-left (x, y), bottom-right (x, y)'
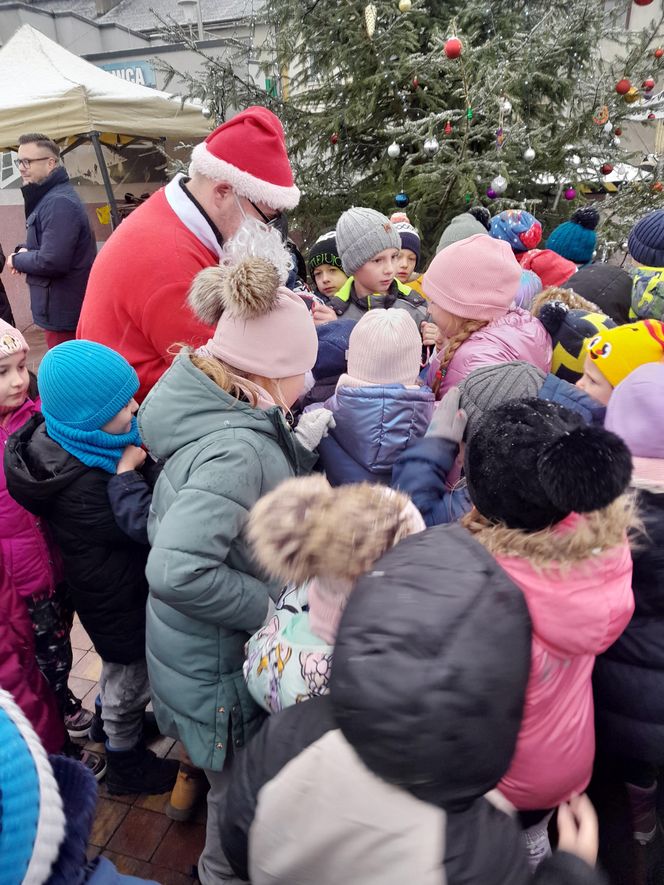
top-left (189, 106), bottom-right (300, 210)
top-left (517, 248), bottom-right (577, 288)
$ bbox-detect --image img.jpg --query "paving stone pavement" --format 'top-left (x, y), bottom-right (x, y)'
top-left (70, 620), bottom-right (206, 885)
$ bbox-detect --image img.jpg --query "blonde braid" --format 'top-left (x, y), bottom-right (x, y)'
top-left (432, 319), bottom-right (489, 397)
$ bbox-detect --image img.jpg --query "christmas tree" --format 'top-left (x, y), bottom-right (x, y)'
top-left (158, 0), bottom-right (664, 258)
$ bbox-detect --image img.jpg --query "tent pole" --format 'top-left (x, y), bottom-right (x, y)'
top-left (88, 131), bottom-right (120, 229)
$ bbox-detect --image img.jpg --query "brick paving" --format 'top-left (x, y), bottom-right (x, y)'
top-left (70, 621), bottom-right (206, 884)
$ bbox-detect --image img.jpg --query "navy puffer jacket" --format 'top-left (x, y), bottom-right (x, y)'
top-left (594, 491), bottom-right (664, 764)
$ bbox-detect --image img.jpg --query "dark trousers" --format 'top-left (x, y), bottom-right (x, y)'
top-left (26, 583), bottom-right (75, 716)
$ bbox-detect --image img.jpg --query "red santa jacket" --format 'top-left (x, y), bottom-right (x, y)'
top-left (77, 178), bottom-right (217, 402)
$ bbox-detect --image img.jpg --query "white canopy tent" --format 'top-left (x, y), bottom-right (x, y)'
top-left (0, 24), bottom-right (210, 225)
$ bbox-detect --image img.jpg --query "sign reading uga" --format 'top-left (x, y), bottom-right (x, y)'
top-left (100, 61), bottom-right (156, 88)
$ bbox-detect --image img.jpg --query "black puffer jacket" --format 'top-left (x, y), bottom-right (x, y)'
top-left (4, 414), bottom-right (148, 664)
top-left (221, 524), bottom-right (607, 885)
top-left (594, 491), bottom-right (664, 763)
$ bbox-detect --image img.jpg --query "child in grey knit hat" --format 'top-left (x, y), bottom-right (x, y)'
top-left (314, 207), bottom-right (436, 345)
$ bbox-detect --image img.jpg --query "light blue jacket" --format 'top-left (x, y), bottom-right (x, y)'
top-left (313, 383), bottom-right (434, 486)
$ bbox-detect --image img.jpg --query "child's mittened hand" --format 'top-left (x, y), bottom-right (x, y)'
top-left (117, 445), bottom-right (147, 474)
top-left (295, 408), bottom-right (336, 451)
top-left (425, 387), bottom-right (467, 443)
top-left (556, 795), bottom-right (599, 868)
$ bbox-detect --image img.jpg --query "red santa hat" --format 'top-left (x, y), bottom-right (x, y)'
top-left (189, 106), bottom-right (300, 211)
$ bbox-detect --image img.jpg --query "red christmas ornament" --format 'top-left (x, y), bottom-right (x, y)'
top-left (634, 0), bottom-right (654, 5)
top-left (652, 182), bottom-right (664, 193)
top-left (600, 163), bottom-right (614, 175)
top-left (656, 48), bottom-right (664, 59)
top-left (330, 133), bottom-right (339, 144)
top-left (643, 77), bottom-right (656, 91)
top-left (444, 120), bottom-right (452, 135)
top-left (649, 112), bottom-right (657, 120)
top-left (444, 37), bottom-right (463, 59)
top-left (615, 78), bottom-right (631, 95)
top-left (412, 76), bottom-right (419, 89)
top-left (614, 127), bottom-right (623, 136)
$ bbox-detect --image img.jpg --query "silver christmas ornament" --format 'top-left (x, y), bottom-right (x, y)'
top-left (387, 141), bottom-right (401, 158)
top-left (614, 137), bottom-right (621, 146)
top-left (523, 147), bottom-right (536, 162)
top-left (423, 137), bottom-right (440, 156)
top-left (603, 121), bottom-right (613, 133)
top-left (500, 99), bottom-right (513, 114)
top-left (491, 174), bottom-right (508, 194)
top-left (202, 107), bottom-right (212, 118)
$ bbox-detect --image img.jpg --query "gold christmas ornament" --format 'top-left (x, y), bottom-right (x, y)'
top-left (398, 0), bottom-right (412, 11)
top-left (624, 86), bottom-right (640, 104)
top-left (364, 4), bottom-right (377, 38)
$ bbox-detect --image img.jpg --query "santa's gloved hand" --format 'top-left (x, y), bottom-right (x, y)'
top-left (294, 409), bottom-right (336, 451)
top-left (425, 386), bottom-right (467, 442)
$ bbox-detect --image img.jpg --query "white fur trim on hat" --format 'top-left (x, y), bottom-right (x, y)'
top-left (0, 689), bottom-right (66, 885)
top-left (189, 143), bottom-right (301, 211)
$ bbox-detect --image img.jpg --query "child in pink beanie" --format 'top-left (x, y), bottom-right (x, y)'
top-left (138, 223), bottom-right (328, 879)
top-left (424, 234), bottom-right (552, 399)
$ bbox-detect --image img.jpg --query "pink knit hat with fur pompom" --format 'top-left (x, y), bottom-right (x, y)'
top-left (0, 320), bottom-right (28, 358)
top-left (188, 256), bottom-right (317, 378)
top-left (423, 234), bottom-right (522, 321)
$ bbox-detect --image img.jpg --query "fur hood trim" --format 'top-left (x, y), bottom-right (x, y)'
top-left (462, 495), bottom-right (638, 567)
top-left (247, 475), bottom-right (424, 584)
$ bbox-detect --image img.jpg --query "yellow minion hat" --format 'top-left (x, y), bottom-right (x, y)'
top-left (550, 310), bottom-right (616, 383)
top-left (586, 319), bottom-right (664, 388)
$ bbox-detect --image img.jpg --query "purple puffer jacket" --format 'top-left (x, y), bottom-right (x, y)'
top-left (0, 395), bottom-right (65, 754)
top-left (427, 308), bottom-right (553, 400)
top-left (1, 396), bottom-right (62, 599)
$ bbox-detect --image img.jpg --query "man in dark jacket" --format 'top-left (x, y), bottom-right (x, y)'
top-left (220, 524), bottom-right (607, 885)
top-left (8, 133), bottom-right (96, 349)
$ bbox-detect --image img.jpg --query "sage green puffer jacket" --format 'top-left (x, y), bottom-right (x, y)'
top-left (138, 355), bottom-right (316, 771)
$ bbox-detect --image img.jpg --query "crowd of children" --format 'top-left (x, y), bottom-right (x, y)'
top-left (4, 141), bottom-right (664, 884)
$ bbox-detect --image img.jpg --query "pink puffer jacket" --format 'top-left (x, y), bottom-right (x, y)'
top-left (1, 396), bottom-right (62, 600)
top-left (0, 396), bottom-right (65, 753)
top-left (427, 307), bottom-right (552, 400)
top-left (496, 514), bottom-right (634, 810)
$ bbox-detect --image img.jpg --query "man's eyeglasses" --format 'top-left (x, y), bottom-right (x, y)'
top-left (14, 157), bottom-right (53, 169)
top-left (248, 199), bottom-right (281, 227)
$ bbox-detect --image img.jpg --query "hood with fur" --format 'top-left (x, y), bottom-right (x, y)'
top-left (465, 501), bottom-right (635, 657)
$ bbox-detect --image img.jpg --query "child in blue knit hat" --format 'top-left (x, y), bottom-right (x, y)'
top-left (0, 686), bottom-right (159, 885)
top-left (546, 206), bottom-right (599, 267)
top-left (4, 340), bottom-right (179, 798)
top-left (627, 208), bottom-right (664, 322)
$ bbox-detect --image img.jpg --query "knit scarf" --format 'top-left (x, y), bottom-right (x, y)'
top-left (43, 413), bottom-right (142, 474)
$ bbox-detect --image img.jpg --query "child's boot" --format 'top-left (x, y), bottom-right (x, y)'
top-left (105, 742), bottom-right (179, 795)
top-left (166, 762), bottom-right (208, 821)
top-left (64, 689), bottom-right (95, 739)
top-left (626, 781), bottom-right (658, 844)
